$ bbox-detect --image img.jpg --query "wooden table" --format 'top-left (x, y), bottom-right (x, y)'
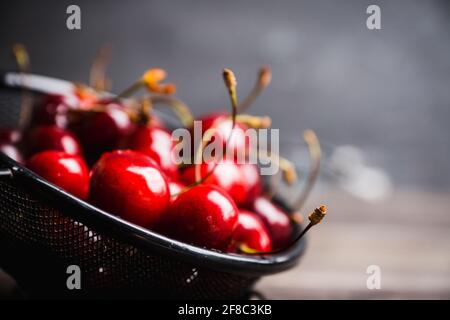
top-left (257, 189), bottom-right (450, 299)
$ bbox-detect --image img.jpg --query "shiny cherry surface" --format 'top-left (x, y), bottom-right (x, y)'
top-left (27, 151), bottom-right (89, 200)
top-left (180, 159), bottom-right (247, 206)
top-left (26, 125), bottom-right (82, 156)
top-left (158, 185), bottom-right (238, 250)
top-left (251, 196), bottom-right (293, 250)
top-left (239, 163), bottom-right (262, 206)
top-left (89, 150), bottom-right (170, 228)
top-left (123, 126), bottom-right (178, 179)
top-left (227, 210), bottom-right (272, 253)
top-left (196, 111), bottom-right (250, 159)
top-left (32, 94), bottom-right (70, 128)
top-left (74, 101), bottom-right (134, 154)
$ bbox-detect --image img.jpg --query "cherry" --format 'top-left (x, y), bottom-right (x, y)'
top-left (32, 94), bottom-right (70, 128)
top-left (26, 151), bottom-right (89, 200)
top-left (122, 125), bottom-right (178, 179)
top-left (72, 100), bottom-right (134, 155)
top-left (251, 196), bottom-right (293, 250)
top-left (25, 125), bottom-right (82, 156)
top-left (89, 150), bottom-right (170, 228)
top-left (180, 159), bottom-right (247, 206)
top-left (239, 163), bottom-right (262, 206)
top-left (157, 185), bottom-right (238, 250)
top-left (227, 210), bottom-right (272, 253)
top-left (195, 111), bottom-right (250, 160)
top-left (0, 128), bottom-right (22, 144)
top-left (0, 144), bottom-right (23, 163)
top-left (167, 180), bottom-right (185, 201)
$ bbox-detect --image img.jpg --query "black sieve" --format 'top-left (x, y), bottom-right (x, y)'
top-left (0, 71), bottom-right (306, 299)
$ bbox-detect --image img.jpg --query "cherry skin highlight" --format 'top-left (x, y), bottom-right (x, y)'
top-left (27, 151), bottom-right (89, 200)
top-left (251, 196), bottom-right (293, 250)
top-left (239, 163), bottom-right (262, 206)
top-left (227, 210), bottom-right (272, 253)
top-left (25, 125), bottom-right (82, 157)
top-left (180, 159), bottom-right (247, 206)
top-left (167, 180), bottom-right (185, 202)
top-left (89, 150), bottom-right (170, 228)
top-left (32, 94), bottom-right (70, 128)
top-left (0, 128), bottom-right (23, 163)
top-left (73, 100), bottom-right (134, 155)
top-left (122, 125), bottom-right (178, 179)
top-left (195, 111), bottom-right (250, 160)
top-left (157, 185), bottom-right (238, 250)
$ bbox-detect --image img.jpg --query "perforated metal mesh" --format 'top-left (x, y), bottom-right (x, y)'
top-left (0, 178), bottom-right (257, 299)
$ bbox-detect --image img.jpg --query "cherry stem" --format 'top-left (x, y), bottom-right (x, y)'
top-left (292, 129), bottom-right (321, 214)
top-left (116, 68), bottom-right (176, 99)
top-left (238, 65), bottom-right (271, 112)
top-left (241, 205), bottom-right (327, 255)
top-left (89, 44), bottom-right (111, 92)
top-left (150, 95), bottom-right (194, 128)
top-left (11, 43), bottom-right (33, 130)
top-left (193, 68), bottom-right (239, 184)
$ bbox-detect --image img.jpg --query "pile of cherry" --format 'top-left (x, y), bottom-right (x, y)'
top-left (0, 66), bottom-right (326, 255)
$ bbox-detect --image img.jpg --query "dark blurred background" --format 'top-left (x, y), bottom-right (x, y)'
top-left (0, 0), bottom-right (449, 298)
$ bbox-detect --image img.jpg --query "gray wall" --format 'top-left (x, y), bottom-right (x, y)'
top-left (1, 0), bottom-right (449, 189)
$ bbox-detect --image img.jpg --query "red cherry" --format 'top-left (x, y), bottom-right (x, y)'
top-left (32, 94), bottom-right (70, 128)
top-left (167, 180), bottom-right (185, 201)
top-left (251, 196), bottom-right (293, 250)
top-left (26, 125), bottom-right (82, 156)
top-left (0, 144), bottom-right (23, 163)
top-left (239, 163), bottom-right (262, 205)
top-left (227, 210), bottom-right (272, 253)
top-left (122, 126), bottom-right (178, 179)
top-left (0, 128), bottom-right (22, 144)
top-left (73, 101), bottom-right (134, 154)
top-left (180, 159), bottom-right (247, 206)
top-left (27, 151), bottom-right (89, 200)
top-left (0, 128), bottom-right (23, 163)
top-left (158, 185), bottom-right (238, 250)
top-left (89, 150), bottom-right (170, 228)
top-left (196, 111), bottom-right (249, 160)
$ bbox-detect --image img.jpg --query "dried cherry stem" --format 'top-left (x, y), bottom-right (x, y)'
top-left (235, 114), bottom-right (272, 129)
top-left (193, 68), bottom-right (238, 184)
top-left (238, 65), bottom-right (271, 112)
top-left (89, 44), bottom-right (111, 92)
top-left (291, 129), bottom-right (321, 214)
top-left (239, 205), bottom-right (328, 255)
top-left (116, 68), bottom-right (176, 99)
top-left (11, 43), bottom-right (33, 130)
top-left (150, 95), bottom-right (194, 128)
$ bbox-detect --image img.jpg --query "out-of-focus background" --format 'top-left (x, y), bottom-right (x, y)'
top-left (0, 0), bottom-right (449, 298)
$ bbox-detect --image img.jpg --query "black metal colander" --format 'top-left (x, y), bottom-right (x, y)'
top-left (0, 71), bottom-right (306, 299)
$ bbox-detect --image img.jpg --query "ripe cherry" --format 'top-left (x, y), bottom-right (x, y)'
top-left (195, 111), bottom-right (250, 160)
top-left (122, 125), bottom-right (178, 179)
top-left (72, 100), bottom-right (134, 155)
top-left (25, 125), bottom-right (82, 156)
top-left (227, 210), bottom-right (272, 253)
top-left (157, 185), bottom-right (238, 250)
top-left (32, 94), bottom-right (70, 128)
top-left (167, 180), bottom-right (185, 201)
top-left (180, 159), bottom-right (247, 206)
top-left (239, 163), bottom-right (262, 206)
top-left (89, 150), bottom-right (170, 228)
top-left (26, 151), bottom-right (89, 200)
top-left (0, 128), bottom-right (23, 163)
top-left (251, 196), bottom-right (293, 250)
top-left (0, 128), bottom-right (21, 144)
